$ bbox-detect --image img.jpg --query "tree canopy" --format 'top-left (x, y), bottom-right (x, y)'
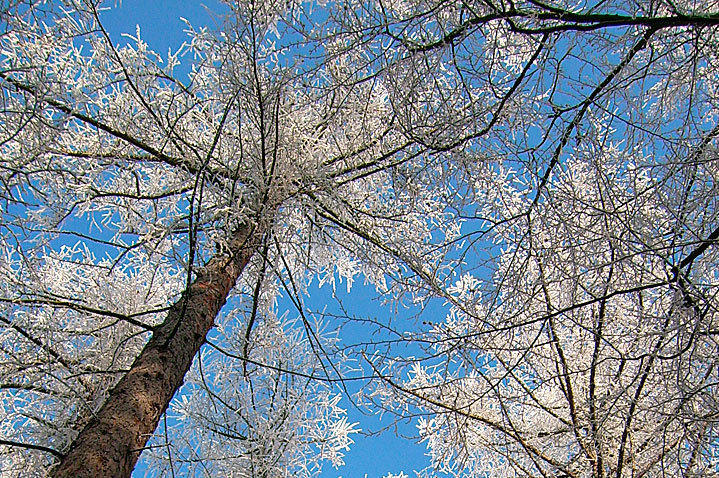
top-left (1, 0), bottom-right (718, 477)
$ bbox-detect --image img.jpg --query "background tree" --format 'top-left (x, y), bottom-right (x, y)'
top-left (341, 0), bottom-right (719, 476)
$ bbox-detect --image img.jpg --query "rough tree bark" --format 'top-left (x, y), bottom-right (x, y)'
top-left (50, 218), bottom-right (267, 478)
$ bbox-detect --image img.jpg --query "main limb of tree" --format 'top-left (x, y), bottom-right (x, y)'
top-left (49, 214), bottom-right (270, 478)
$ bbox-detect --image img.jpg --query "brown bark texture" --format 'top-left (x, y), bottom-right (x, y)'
top-left (50, 220), bottom-right (265, 478)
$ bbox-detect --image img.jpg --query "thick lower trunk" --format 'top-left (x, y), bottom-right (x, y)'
top-left (50, 221), bottom-right (264, 478)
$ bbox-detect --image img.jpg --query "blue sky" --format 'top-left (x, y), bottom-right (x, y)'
top-left (99, 2), bottom-right (434, 476)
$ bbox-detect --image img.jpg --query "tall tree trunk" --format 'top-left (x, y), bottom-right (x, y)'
top-left (50, 219), bottom-right (266, 478)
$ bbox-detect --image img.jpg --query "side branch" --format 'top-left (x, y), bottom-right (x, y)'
top-left (0, 439), bottom-right (64, 459)
top-left (0, 73), bottom-right (243, 185)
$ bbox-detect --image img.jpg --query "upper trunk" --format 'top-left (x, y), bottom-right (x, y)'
top-left (50, 219), bottom-right (266, 478)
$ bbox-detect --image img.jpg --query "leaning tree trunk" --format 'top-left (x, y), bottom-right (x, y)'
top-left (50, 219), bottom-right (266, 478)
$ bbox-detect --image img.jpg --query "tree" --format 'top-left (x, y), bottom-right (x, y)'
top-left (0, 1), bottom-right (423, 475)
top-left (344, 0), bottom-right (719, 476)
top-left (1, 0), bottom-right (719, 477)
